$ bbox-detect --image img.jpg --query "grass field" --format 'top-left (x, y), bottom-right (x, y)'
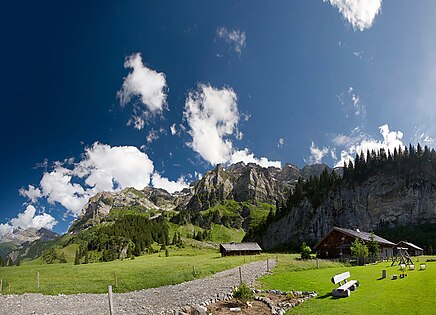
top-left (0, 247), bottom-right (268, 295)
top-left (261, 255), bottom-right (436, 315)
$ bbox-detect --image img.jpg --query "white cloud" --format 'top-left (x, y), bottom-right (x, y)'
top-left (117, 53), bottom-right (167, 122)
top-left (324, 0), bottom-right (383, 31)
top-left (230, 149), bottom-right (281, 168)
top-left (151, 172), bottom-right (189, 193)
top-left (0, 223), bottom-right (13, 237)
top-left (10, 205), bottom-right (57, 231)
top-left (217, 27), bottom-right (247, 55)
top-left (19, 185), bottom-right (42, 203)
top-left (337, 87), bottom-right (366, 120)
top-left (75, 142), bottom-right (154, 193)
top-left (277, 138), bottom-right (285, 148)
top-left (170, 123), bottom-right (177, 136)
top-left (184, 84), bottom-right (239, 165)
top-left (146, 129), bottom-right (160, 144)
top-left (333, 124), bottom-right (404, 167)
top-left (0, 205), bottom-right (58, 237)
top-left (184, 84), bottom-right (281, 169)
top-left (305, 142), bottom-right (330, 164)
top-left (127, 114), bottom-right (145, 130)
top-left (31, 143), bottom-right (155, 216)
top-left (40, 167), bottom-right (89, 215)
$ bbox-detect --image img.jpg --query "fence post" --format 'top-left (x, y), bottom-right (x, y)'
top-left (316, 259), bottom-right (319, 269)
top-left (239, 267), bottom-right (242, 284)
top-left (267, 259), bottom-right (269, 272)
top-left (37, 272), bottom-right (40, 288)
top-left (192, 266), bottom-right (196, 277)
top-left (0, 278), bottom-right (2, 291)
top-left (108, 285), bottom-right (114, 315)
top-left (114, 272), bottom-right (118, 288)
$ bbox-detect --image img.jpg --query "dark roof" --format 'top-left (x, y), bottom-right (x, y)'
top-left (397, 241), bottom-right (423, 251)
top-left (314, 227), bottom-right (395, 250)
top-left (220, 242), bottom-right (262, 252)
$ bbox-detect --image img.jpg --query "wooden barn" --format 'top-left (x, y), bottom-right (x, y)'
top-left (219, 242), bottom-right (262, 257)
top-left (395, 241), bottom-right (424, 256)
top-left (314, 227), bottom-right (395, 259)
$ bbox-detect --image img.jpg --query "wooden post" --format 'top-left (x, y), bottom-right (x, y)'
top-left (192, 265), bottom-right (196, 277)
top-left (267, 259), bottom-right (269, 272)
top-left (0, 278), bottom-right (2, 291)
top-left (276, 255), bottom-right (278, 264)
top-left (114, 272), bottom-right (118, 288)
top-left (316, 258), bottom-right (319, 269)
top-left (239, 267), bottom-right (242, 284)
top-left (37, 272), bottom-right (40, 288)
top-left (108, 285), bottom-right (114, 315)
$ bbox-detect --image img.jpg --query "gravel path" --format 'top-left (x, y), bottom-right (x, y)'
top-left (0, 259), bottom-right (276, 315)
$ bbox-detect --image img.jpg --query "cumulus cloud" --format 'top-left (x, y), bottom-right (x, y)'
top-left (333, 124), bottom-right (404, 167)
top-left (184, 84), bottom-right (239, 165)
top-left (230, 149), bottom-right (281, 168)
top-left (277, 138), bottom-right (285, 148)
top-left (151, 172), bottom-right (189, 193)
top-left (0, 205), bottom-right (57, 237)
top-left (75, 143), bottom-right (154, 193)
top-left (29, 143), bottom-right (155, 216)
top-left (19, 185), bottom-right (42, 203)
top-left (184, 84), bottom-right (280, 168)
top-left (117, 53), bottom-right (167, 126)
top-left (324, 0), bottom-right (382, 31)
top-left (217, 27), bottom-right (247, 55)
top-left (305, 142), bottom-right (330, 164)
top-left (40, 167), bottom-right (89, 215)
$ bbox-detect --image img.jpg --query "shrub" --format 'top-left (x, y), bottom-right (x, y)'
top-left (232, 283), bottom-right (254, 301)
top-left (300, 242), bottom-right (312, 260)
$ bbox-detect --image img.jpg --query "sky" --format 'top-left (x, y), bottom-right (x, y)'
top-left (1, 0), bottom-right (436, 235)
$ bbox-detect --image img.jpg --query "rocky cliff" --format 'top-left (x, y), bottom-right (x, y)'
top-left (257, 173), bottom-right (436, 249)
top-left (70, 162), bottom-right (330, 233)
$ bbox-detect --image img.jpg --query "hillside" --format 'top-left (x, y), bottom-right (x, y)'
top-left (245, 144), bottom-right (436, 251)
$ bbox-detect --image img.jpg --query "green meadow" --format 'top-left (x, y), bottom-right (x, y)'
top-left (0, 246), bottom-right (267, 295)
top-left (261, 255), bottom-right (436, 315)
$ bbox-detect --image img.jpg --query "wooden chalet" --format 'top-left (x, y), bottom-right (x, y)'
top-left (219, 242), bottom-right (262, 257)
top-left (314, 227), bottom-right (395, 259)
top-left (395, 241), bottom-right (423, 256)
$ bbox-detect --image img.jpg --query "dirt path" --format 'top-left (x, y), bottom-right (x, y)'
top-left (0, 259), bottom-right (276, 315)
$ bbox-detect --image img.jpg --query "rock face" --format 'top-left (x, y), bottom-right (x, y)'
top-left (258, 173), bottom-right (436, 249)
top-left (186, 162), bottom-right (330, 211)
top-left (69, 162), bottom-right (331, 233)
top-left (69, 187), bottom-right (192, 232)
top-left (0, 227), bottom-right (58, 246)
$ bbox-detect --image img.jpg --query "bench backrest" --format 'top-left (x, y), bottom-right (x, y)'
top-left (332, 271), bottom-right (350, 284)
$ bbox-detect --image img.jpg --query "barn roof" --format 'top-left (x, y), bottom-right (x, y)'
top-left (314, 227), bottom-right (395, 250)
top-left (220, 242), bottom-right (262, 251)
top-left (397, 241), bottom-right (423, 251)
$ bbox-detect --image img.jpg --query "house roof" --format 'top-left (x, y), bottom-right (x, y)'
top-left (397, 241), bottom-right (423, 251)
top-left (220, 242), bottom-right (262, 252)
top-left (314, 227), bottom-right (395, 250)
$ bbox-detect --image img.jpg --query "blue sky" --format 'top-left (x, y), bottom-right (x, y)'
top-left (1, 0), bottom-right (436, 235)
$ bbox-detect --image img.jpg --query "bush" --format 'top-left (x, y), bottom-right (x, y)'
top-left (232, 283), bottom-right (254, 301)
top-left (300, 242), bottom-right (312, 260)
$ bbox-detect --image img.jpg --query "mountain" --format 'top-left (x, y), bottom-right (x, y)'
top-left (69, 162), bottom-right (331, 234)
top-left (248, 145), bottom-right (436, 251)
top-left (0, 227), bottom-right (59, 263)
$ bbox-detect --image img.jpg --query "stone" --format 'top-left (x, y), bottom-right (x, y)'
top-left (192, 305), bottom-right (207, 315)
top-left (229, 307), bottom-right (241, 312)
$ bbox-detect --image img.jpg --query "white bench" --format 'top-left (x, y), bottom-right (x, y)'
top-left (331, 271), bottom-right (359, 297)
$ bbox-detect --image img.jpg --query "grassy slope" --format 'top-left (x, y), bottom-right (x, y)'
top-left (261, 255), bottom-right (436, 315)
top-left (0, 247), bottom-right (268, 295)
